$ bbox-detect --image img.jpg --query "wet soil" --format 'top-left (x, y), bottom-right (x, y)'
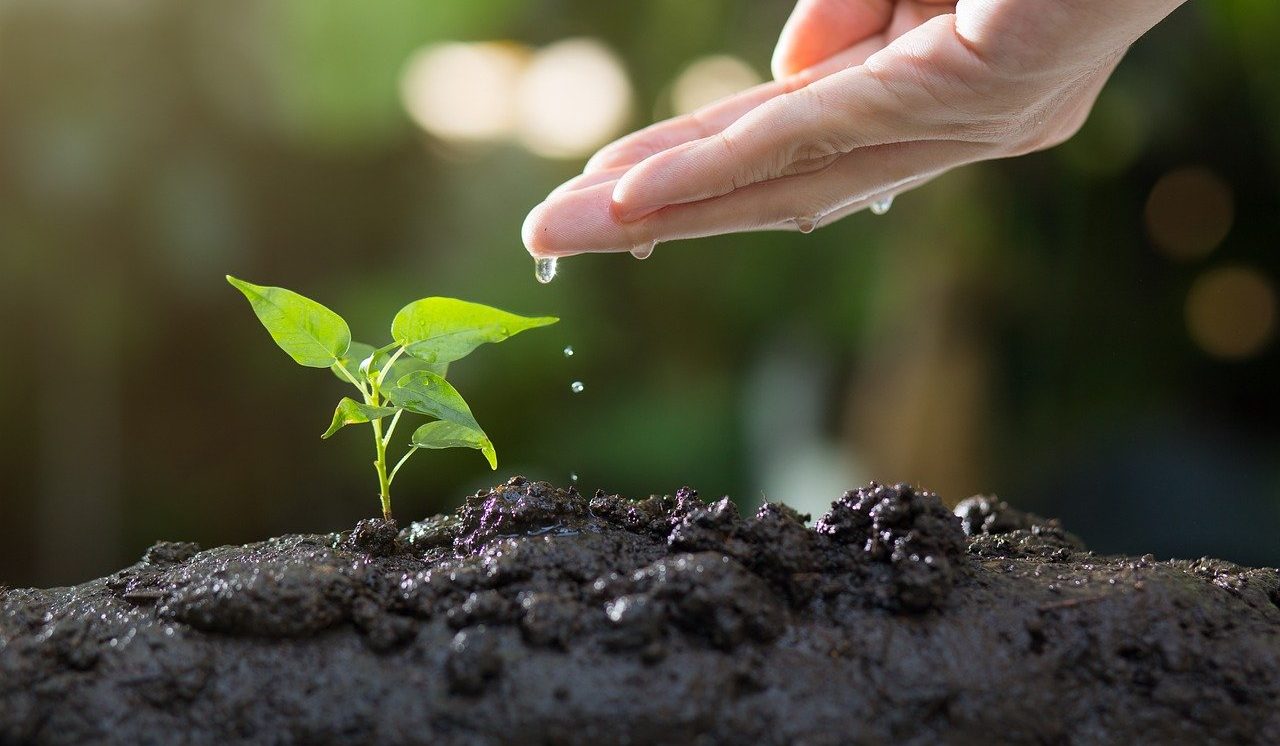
top-left (2, 478), bottom-right (1278, 745)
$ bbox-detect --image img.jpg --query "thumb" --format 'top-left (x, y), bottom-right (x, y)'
top-left (771, 0), bottom-right (893, 79)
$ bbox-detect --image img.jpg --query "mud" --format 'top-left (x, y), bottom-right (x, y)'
top-left (2, 478), bottom-right (1278, 745)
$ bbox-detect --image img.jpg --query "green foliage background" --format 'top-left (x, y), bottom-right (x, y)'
top-left (0, 0), bottom-right (1277, 585)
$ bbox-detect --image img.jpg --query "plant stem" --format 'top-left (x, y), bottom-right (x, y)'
top-left (382, 409), bottom-right (402, 446)
top-left (388, 447), bottom-right (417, 485)
top-left (375, 346), bottom-right (407, 388)
top-left (337, 355), bottom-right (399, 520)
top-left (371, 416), bottom-right (393, 521)
top-left (333, 360), bottom-right (369, 398)
top-left (366, 373), bottom-right (393, 522)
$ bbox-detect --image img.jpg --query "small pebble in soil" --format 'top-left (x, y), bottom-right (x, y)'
top-left (534, 256), bottom-right (558, 284)
top-left (345, 517), bottom-right (399, 557)
top-left (570, 381), bottom-right (584, 393)
top-left (870, 196), bottom-right (894, 215)
top-left (446, 626), bottom-right (502, 696)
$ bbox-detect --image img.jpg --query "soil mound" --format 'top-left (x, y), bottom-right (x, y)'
top-left (3, 478), bottom-right (1278, 744)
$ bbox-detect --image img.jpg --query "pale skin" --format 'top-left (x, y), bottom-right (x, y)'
top-left (522, 0), bottom-right (1190, 258)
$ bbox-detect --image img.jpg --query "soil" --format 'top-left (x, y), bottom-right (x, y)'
top-left (2, 477), bottom-right (1279, 745)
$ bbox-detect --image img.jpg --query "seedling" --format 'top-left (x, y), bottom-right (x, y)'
top-left (227, 276), bottom-right (557, 521)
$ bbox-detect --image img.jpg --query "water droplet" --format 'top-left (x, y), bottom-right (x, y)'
top-left (569, 472), bottom-right (579, 483)
top-left (630, 241), bottom-right (656, 260)
top-left (535, 256), bottom-right (558, 284)
top-left (570, 381), bottom-right (584, 394)
top-left (563, 346), bottom-right (574, 357)
top-left (870, 196), bottom-right (894, 216)
top-left (794, 215), bottom-right (819, 233)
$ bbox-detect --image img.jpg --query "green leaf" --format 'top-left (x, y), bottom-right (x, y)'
top-left (388, 356), bottom-right (448, 382)
top-left (410, 421), bottom-right (497, 470)
top-left (384, 371), bottom-right (483, 432)
top-left (227, 276), bottom-right (351, 368)
top-left (333, 343), bottom-right (449, 388)
top-left (391, 297), bottom-right (557, 364)
top-left (368, 345), bottom-right (449, 383)
top-left (321, 397), bottom-right (399, 439)
top-left (331, 341), bottom-right (377, 385)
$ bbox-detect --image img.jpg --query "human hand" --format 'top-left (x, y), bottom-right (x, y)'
top-left (523, 0), bottom-right (1187, 258)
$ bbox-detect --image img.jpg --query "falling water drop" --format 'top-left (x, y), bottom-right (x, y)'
top-left (535, 256), bottom-right (558, 284)
top-left (630, 241), bottom-right (656, 260)
top-left (794, 215), bottom-right (818, 234)
top-left (870, 196), bottom-right (894, 216)
top-left (570, 381), bottom-right (585, 394)
top-left (570, 472), bottom-right (579, 483)
top-left (563, 345), bottom-right (574, 357)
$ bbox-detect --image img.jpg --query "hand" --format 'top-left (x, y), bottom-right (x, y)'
top-left (523, 0), bottom-right (1186, 258)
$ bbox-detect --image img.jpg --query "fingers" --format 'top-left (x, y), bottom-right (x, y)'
top-left (609, 63), bottom-right (941, 222)
top-left (584, 39), bottom-right (887, 175)
top-left (584, 80), bottom-right (788, 174)
top-left (523, 139), bottom-right (989, 257)
top-left (759, 173), bottom-right (936, 232)
top-left (812, 173), bottom-right (934, 223)
top-left (549, 165), bottom-right (629, 197)
top-left (771, 0), bottom-right (893, 79)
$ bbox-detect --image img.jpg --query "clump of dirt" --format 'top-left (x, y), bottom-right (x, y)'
top-left (2, 477), bottom-right (1279, 745)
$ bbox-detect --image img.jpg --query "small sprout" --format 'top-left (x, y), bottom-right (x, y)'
top-left (227, 276), bottom-right (557, 521)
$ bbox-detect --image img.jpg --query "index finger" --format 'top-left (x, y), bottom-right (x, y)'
top-left (584, 79), bottom-right (789, 173)
top-left (584, 39), bottom-right (885, 174)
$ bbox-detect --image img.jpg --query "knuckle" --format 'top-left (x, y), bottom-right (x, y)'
top-left (804, 85), bottom-right (864, 152)
top-left (775, 85), bottom-right (862, 163)
top-left (781, 148), bottom-right (841, 178)
top-left (717, 121), bottom-right (788, 187)
top-left (713, 131), bottom-right (758, 188)
top-left (713, 130), bottom-right (742, 164)
top-left (685, 109), bottom-right (715, 139)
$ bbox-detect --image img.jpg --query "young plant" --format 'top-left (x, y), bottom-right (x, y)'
top-left (227, 276), bottom-right (557, 521)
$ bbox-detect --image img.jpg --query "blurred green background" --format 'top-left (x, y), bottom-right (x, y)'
top-left (1, 0), bottom-right (1277, 587)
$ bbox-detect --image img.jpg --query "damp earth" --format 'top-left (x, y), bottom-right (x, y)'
top-left (2, 478), bottom-right (1278, 744)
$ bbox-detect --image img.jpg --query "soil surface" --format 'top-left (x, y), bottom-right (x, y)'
top-left (2, 478), bottom-right (1279, 745)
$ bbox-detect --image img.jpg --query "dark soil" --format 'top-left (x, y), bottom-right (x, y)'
top-left (2, 478), bottom-right (1278, 745)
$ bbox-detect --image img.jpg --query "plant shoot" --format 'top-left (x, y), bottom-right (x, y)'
top-left (227, 276), bottom-right (557, 520)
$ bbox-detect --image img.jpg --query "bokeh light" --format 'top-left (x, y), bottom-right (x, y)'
top-left (3, 0), bottom-right (1280, 588)
top-left (1145, 167), bottom-right (1234, 260)
top-left (670, 55), bottom-right (762, 116)
top-left (400, 42), bottom-right (529, 143)
top-left (1185, 266), bottom-right (1277, 359)
top-left (514, 38), bottom-right (632, 158)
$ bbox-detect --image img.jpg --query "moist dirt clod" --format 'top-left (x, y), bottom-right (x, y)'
top-left (2, 478), bottom-right (1278, 745)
